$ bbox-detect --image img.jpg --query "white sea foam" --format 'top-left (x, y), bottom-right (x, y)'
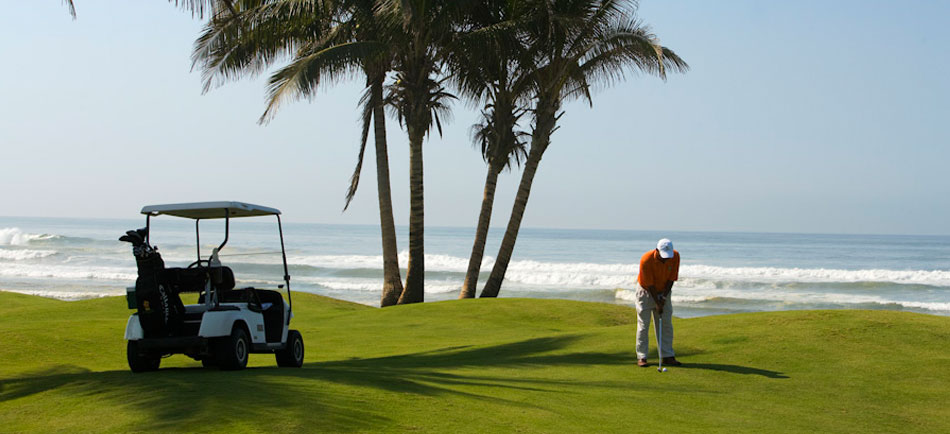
top-left (297, 276), bottom-right (459, 294)
top-left (505, 260), bottom-right (635, 287)
top-left (289, 252), bottom-right (950, 288)
top-left (0, 228), bottom-right (58, 246)
top-left (4, 240), bottom-right (947, 313)
top-left (897, 301), bottom-right (950, 312)
top-left (614, 289), bottom-right (637, 302)
top-left (616, 287), bottom-right (950, 312)
top-left (289, 252), bottom-right (635, 287)
top-left (681, 264), bottom-right (950, 286)
top-left (1, 289), bottom-right (122, 300)
top-left (289, 254), bottom-right (385, 270)
top-left (0, 249), bottom-right (58, 261)
top-left (0, 263), bottom-right (136, 281)
top-left (614, 288), bottom-right (714, 304)
top-left (669, 285), bottom-right (950, 313)
top-left (288, 251), bottom-right (489, 272)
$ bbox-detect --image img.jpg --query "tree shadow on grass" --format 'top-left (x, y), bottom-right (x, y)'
top-left (299, 335), bottom-right (645, 399)
top-left (0, 364), bottom-right (385, 432)
top-left (678, 363), bottom-right (789, 379)
top-left (0, 335), bottom-right (704, 431)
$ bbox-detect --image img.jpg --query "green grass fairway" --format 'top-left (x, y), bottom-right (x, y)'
top-left (1, 291), bottom-right (948, 433)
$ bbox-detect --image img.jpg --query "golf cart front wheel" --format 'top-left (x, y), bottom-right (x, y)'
top-left (127, 340), bottom-right (160, 373)
top-left (276, 330), bottom-right (304, 368)
top-left (215, 325), bottom-right (250, 370)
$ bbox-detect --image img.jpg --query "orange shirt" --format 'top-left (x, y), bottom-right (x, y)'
top-left (638, 249), bottom-right (680, 293)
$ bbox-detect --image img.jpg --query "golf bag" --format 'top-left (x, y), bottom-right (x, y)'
top-left (121, 229), bottom-right (185, 337)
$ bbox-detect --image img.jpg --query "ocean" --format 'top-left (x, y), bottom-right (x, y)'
top-left (1, 216), bottom-right (948, 318)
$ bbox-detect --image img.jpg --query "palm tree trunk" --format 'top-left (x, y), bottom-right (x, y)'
top-left (399, 122), bottom-right (425, 304)
top-left (459, 163), bottom-right (503, 298)
top-left (480, 102), bottom-right (558, 298)
top-left (372, 80), bottom-right (404, 307)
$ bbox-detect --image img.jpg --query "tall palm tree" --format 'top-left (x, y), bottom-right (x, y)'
top-left (376, 0), bottom-right (478, 304)
top-left (450, 2), bottom-right (530, 299)
top-left (480, 0), bottom-right (688, 297)
top-left (458, 90), bottom-right (528, 298)
top-left (190, 0), bottom-right (406, 306)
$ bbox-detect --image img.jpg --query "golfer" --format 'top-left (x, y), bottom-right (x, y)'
top-left (636, 238), bottom-right (682, 367)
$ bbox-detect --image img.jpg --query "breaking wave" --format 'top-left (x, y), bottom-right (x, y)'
top-left (681, 265), bottom-right (950, 287)
top-left (0, 249), bottom-right (58, 261)
top-left (0, 228), bottom-right (61, 246)
top-left (286, 252), bottom-right (949, 288)
top-left (297, 277), bottom-right (460, 294)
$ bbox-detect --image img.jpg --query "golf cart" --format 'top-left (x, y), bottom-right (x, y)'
top-left (120, 201), bottom-right (304, 372)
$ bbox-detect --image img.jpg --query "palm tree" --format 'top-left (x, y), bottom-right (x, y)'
top-left (376, 0), bottom-right (479, 304)
top-left (189, 0), bottom-right (406, 306)
top-left (450, 2), bottom-right (530, 298)
top-left (480, 0), bottom-right (688, 298)
top-left (458, 91), bottom-right (528, 298)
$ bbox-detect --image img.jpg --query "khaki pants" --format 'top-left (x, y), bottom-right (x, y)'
top-left (635, 289), bottom-right (674, 359)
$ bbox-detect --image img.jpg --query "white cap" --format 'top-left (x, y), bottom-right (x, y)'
top-left (657, 239), bottom-right (674, 259)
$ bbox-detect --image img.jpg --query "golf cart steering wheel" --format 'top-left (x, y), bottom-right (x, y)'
top-left (187, 259), bottom-right (211, 269)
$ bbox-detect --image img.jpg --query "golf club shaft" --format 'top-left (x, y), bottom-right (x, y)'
top-left (654, 309), bottom-right (662, 371)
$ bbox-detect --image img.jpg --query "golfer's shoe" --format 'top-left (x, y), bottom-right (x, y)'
top-left (661, 357), bottom-right (682, 366)
top-left (637, 359), bottom-right (649, 367)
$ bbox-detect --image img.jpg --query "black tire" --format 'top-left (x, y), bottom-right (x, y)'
top-left (200, 358), bottom-right (217, 368)
top-left (276, 330), bottom-right (304, 368)
top-left (127, 340), bottom-right (160, 373)
top-left (215, 324), bottom-right (250, 370)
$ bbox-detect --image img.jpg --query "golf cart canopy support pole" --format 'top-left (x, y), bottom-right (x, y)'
top-left (195, 211), bottom-right (231, 263)
top-left (278, 214), bottom-right (292, 323)
top-left (219, 210), bottom-right (230, 252)
top-left (195, 219), bottom-right (201, 262)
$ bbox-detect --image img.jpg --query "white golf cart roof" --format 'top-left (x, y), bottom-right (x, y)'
top-left (141, 201), bottom-right (281, 219)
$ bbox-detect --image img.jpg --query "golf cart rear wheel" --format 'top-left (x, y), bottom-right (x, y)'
top-left (127, 340), bottom-right (160, 373)
top-left (215, 325), bottom-right (250, 370)
top-left (276, 330), bottom-right (304, 368)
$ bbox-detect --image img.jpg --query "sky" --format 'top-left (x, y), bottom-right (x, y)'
top-left (1, 0), bottom-right (948, 235)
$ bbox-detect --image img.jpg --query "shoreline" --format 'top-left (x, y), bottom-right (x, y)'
top-left (4, 287), bottom-right (948, 319)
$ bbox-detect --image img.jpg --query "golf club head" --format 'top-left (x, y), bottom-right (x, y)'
top-left (119, 227), bottom-right (148, 246)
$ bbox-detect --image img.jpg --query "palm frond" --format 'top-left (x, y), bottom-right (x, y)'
top-left (63, 0), bottom-right (76, 19)
top-left (517, 0), bottom-right (688, 106)
top-left (343, 82), bottom-right (377, 211)
top-left (260, 40), bottom-right (383, 123)
top-left (169, 0), bottom-right (234, 18)
top-left (192, 0), bottom-right (334, 93)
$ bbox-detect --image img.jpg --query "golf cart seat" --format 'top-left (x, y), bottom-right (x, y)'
top-left (194, 286), bottom-right (285, 342)
top-left (256, 289), bottom-right (285, 343)
top-left (162, 266), bottom-right (235, 293)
